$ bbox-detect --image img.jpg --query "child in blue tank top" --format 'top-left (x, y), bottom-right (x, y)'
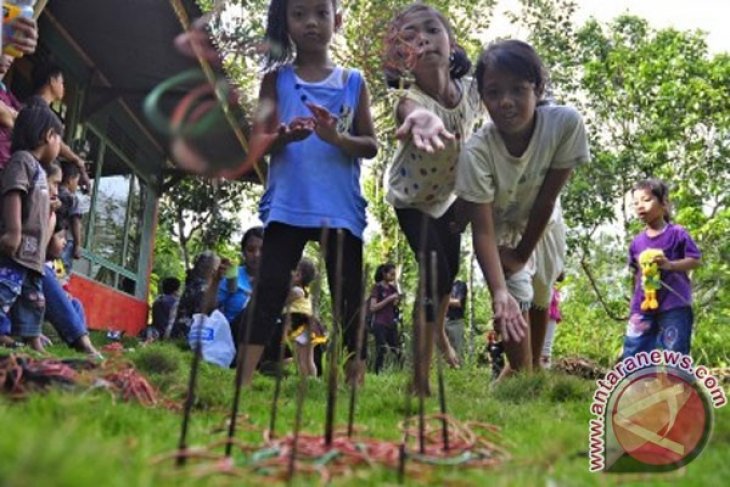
top-left (237, 0), bottom-right (377, 387)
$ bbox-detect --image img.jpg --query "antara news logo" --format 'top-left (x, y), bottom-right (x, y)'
top-left (588, 350), bottom-right (726, 473)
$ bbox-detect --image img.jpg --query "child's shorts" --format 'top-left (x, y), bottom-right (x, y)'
top-left (0, 259), bottom-right (45, 337)
top-left (287, 313), bottom-right (327, 347)
top-left (506, 267), bottom-right (534, 311)
top-left (532, 217), bottom-right (566, 309)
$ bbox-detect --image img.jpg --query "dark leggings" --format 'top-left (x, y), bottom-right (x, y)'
top-left (240, 223), bottom-right (363, 357)
top-left (396, 205), bottom-right (461, 321)
top-left (373, 324), bottom-right (401, 373)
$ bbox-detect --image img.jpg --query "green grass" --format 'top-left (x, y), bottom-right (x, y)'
top-left (1, 337), bottom-right (729, 486)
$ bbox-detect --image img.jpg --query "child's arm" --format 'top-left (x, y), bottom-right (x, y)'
top-left (71, 215), bottom-right (82, 258)
top-left (254, 72), bottom-right (314, 157)
top-left (45, 212), bottom-right (56, 250)
top-left (201, 258), bottom-right (227, 315)
top-left (368, 289), bottom-right (399, 313)
top-left (466, 201), bottom-right (527, 342)
top-left (307, 80), bottom-right (378, 159)
top-left (394, 98), bottom-right (454, 153)
top-left (654, 255), bottom-right (701, 272)
top-left (0, 191), bottom-right (22, 256)
top-left (503, 168), bottom-right (573, 274)
top-left (58, 143), bottom-right (90, 191)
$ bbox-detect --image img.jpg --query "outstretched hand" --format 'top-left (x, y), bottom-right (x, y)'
top-left (491, 291), bottom-right (527, 343)
top-left (395, 108), bottom-right (454, 153)
top-left (306, 103), bottom-right (341, 145)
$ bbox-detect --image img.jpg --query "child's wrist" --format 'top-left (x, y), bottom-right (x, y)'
top-left (491, 288), bottom-right (509, 304)
top-left (327, 131), bottom-right (344, 147)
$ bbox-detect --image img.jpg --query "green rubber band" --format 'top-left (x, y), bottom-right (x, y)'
top-left (143, 69), bottom-right (233, 138)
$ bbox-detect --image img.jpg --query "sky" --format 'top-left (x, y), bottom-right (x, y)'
top-left (487, 0), bottom-right (729, 53)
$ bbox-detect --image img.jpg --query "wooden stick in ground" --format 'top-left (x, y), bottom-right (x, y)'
top-left (430, 251), bottom-right (450, 451)
top-left (415, 216), bottom-right (429, 454)
top-left (288, 318), bottom-right (311, 482)
top-left (347, 265), bottom-right (370, 438)
top-left (324, 229), bottom-right (344, 447)
top-left (269, 272), bottom-right (297, 439)
top-left (176, 328), bottom-right (204, 466)
top-left (225, 260), bottom-right (262, 457)
top-left (397, 359), bottom-right (414, 483)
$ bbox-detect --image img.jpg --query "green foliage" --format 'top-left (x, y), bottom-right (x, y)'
top-left (158, 177), bottom-right (258, 267)
top-left (509, 0), bottom-right (730, 335)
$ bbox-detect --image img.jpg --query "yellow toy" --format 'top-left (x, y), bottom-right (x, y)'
top-left (638, 248), bottom-right (665, 311)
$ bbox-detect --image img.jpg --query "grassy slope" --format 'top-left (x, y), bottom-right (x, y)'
top-left (1, 341), bottom-right (728, 487)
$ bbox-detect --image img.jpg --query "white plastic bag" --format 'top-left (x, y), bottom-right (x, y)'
top-left (187, 310), bottom-right (235, 368)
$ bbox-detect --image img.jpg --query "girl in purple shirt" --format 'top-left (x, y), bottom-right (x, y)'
top-left (623, 179), bottom-right (701, 359)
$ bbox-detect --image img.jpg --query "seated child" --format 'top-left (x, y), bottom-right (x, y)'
top-left (169, 251), bottom-right (219, 339)
top-left (148, 277), bottom-right (181, 341)
top-left (44, 219), bottom-right (102, 358)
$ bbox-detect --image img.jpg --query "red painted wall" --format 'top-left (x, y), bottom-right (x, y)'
top-left (67, 273), bottom-right (148, 336)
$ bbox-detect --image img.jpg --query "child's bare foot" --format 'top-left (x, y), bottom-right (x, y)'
top-left (345, 358), bottom-right (366, 387)
top-left (89, 351), bottom-right (105, 361)
top-left (436, 333), bottom-right (460, 368)
top-left (26, 336), bottom-right (48, 354)
top-left (410, 363), bottom-right (432, 397)
top-left (72, 335), bottom-right (101, 357)
top-left (443, 345), bottom-right (460, 368)
top-left (409, 379), bottom-right (432, 397)
top-left (493, 364), bottom-right (517, 384)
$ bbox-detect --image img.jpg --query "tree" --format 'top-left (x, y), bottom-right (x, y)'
top-left (157, 176), bottom-right (258, 269)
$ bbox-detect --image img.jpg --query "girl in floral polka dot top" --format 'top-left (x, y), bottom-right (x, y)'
top-left (383, 3), bottom-right (526, 396)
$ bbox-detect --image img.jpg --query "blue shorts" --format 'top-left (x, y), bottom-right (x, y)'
top-left (622, 306), bottom-right (693, 360)
top-left (0, 259), bottom-right (45, 338)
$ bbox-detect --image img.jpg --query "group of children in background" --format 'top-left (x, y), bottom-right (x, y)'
top-left (0, 101), bottom-right (99, 358)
